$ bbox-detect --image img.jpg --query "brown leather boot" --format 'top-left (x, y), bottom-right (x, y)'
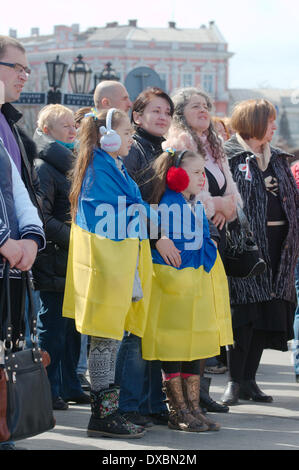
top-left (164, 376), bottom-right (208, 432)
top-left (182, 375), bottom-right (221, 431)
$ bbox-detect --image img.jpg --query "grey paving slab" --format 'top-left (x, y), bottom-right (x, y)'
top-left (17, 349), bottom-right (299, 451)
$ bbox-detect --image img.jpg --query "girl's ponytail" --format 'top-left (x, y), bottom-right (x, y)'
top-left (149, 149), bottom-right (177, 204)
top-left (69, 115), bottom-right (99, 220)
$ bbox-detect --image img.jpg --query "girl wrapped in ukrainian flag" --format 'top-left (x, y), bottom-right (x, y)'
top-left (141, 148), bottom-right (234, 433)
top-left (63, 108), bottom-right (181, 439)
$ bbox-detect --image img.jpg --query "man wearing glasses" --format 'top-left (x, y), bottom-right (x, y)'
top-left (0, 35), bottom-right (41, 218)
top-left (0, 36), bottom-right (44, 451)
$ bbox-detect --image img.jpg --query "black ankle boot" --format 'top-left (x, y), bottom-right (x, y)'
top-left (87, 388), bottom-right (145, 438)
top-left (220, 381), bottom-right (240, 406)
top-left (200, 376), bottom-right (229, 412)
top-left (239, 380), bottom-right (273, 402)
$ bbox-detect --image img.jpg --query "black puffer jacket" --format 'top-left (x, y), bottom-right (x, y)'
top-left (32, 130), bottom-right (75, 292)
top-left (124, 127), bottom-right (164, 202)
top-left (224, 134), bottom-right (299, 305)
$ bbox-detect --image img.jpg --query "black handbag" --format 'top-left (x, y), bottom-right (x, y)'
top-left (0, 263), bottom-right (55, 442)
top-left (223, 205), bottom-right (266, 278)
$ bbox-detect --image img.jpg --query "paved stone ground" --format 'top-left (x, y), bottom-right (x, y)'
top-left (16, 348), bottom-right (299, 452)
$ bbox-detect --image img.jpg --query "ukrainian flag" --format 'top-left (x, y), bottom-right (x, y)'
top-left (63, 149), bottom-right (153, 340)
top-left (142, 189), bottom-right (233, 361)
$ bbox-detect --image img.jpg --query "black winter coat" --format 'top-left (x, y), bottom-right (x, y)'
top-left (32, 130), bottom-right (75, 292)
top-left (124, 127), bottom-right (165, 202)
top-left (224, 135), bottom-right (299, 305)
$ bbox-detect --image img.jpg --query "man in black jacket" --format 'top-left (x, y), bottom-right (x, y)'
top-left (0, 36), bottom-right (45, 450)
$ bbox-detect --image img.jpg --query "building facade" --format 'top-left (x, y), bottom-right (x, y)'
top-left (18, 20), bottom-right (233, 115)
top-left (229, 88), bottom-right (299, 149)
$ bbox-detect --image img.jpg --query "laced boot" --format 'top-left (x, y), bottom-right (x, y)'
top-left (164, 376), bottom-right (208, 432)
top-left (87, 387), bottom-right (145, 439)
top-left (182, 375), bottom-right (221, 431)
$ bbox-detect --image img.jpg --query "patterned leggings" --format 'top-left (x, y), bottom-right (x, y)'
top-left (88, 337), bottom-right (120, 391)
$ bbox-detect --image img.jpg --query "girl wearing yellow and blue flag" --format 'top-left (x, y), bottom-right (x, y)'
top-left (142, 148), bottom-right (234, 433)
top-left (63, 108), bottom-right (181, 439)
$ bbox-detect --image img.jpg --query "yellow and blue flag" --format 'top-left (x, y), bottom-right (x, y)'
top-left (63, 149), bottom-right (153, 340)
top-left (142, 188), bottom-right (233, 361)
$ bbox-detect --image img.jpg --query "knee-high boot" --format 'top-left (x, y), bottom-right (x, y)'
top-left (164, 376), bottom-right (208, 432)
top-left (182, 375), bottom-right (221, 431)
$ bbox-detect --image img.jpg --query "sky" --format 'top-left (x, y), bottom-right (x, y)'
top-left (1, 0), bottom-right (299, 90)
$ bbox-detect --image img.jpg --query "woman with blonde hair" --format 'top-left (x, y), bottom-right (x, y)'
top-left (33, 104), bottom-right (89, 411)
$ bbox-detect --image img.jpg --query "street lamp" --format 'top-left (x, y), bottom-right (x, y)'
top-left (45, 55), bottom-right (67, 104)
top-left (92, 62), bottom-right (120, 92)
top-left (68, 55), bottom-right (92, 94)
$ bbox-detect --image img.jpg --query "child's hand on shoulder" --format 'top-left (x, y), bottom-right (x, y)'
top-left (156, 237), bottom-right (181, 268)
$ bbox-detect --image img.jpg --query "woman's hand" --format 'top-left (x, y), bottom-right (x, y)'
top-left (213, 194), bottom-right (236, 221)
top-left (212, 212), bottom-right (226, 230)
top-left (221, 194), bottom-right (237, 220)
top-left (156, 237), bottom-right (182, 268)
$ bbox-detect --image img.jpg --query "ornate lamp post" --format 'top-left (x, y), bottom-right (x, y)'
top-left (68, 54), bottom-right (92, 94)
top-left (92, 62), bottom-right (120, 92)
top-left (45, 55), bottom-right (67, 104)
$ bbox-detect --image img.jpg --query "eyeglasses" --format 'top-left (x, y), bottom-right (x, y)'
top-left (0, 61), bottom-right (31, 76)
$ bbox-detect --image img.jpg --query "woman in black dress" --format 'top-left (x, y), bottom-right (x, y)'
top-left (221, 99), bottom-right (299, 405)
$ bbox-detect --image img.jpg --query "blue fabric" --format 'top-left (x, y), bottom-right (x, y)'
top-left (115, 332), bottom-right (167, 414)
top-left (37, 291), bottom-right (83, 399)
top-left (77, 334), bottom-right (88, 375)
top-left (151, 188), bottom-right (217, 272)
top-left (77, 148), bottom-right (158, 241)
top-left (55, 139), bottom-right (75, 150)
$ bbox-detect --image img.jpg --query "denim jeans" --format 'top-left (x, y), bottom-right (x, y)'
top-left (115, 332), bottom-right (167, 415)
top-left (293, 258), bottom-right (299, 376)
top-left (37, 291), bottom-right (83, 400)
top-left (77, 334), bottom-right (88, 375)
top-left (25, 290), bottom-right (41, 348)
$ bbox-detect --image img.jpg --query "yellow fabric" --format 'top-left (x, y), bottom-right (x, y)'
top-left (142, 253), bottom-right (233, 361)
top-left (63, 223), bottom-right (153, 340)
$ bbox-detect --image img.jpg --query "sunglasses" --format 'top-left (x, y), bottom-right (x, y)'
top-left (0, 61), bottom-right (31, 76)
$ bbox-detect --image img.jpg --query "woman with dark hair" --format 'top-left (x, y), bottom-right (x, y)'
top-left (124, 86), bottom-right (174, 201)
top-left (220, 99), bottom-right (299, 405)
top-left (163, 87), bottom-right (242, 412)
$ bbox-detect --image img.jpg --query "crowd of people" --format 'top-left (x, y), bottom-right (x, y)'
top-left (0, 34), bottom-right (298, 449)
